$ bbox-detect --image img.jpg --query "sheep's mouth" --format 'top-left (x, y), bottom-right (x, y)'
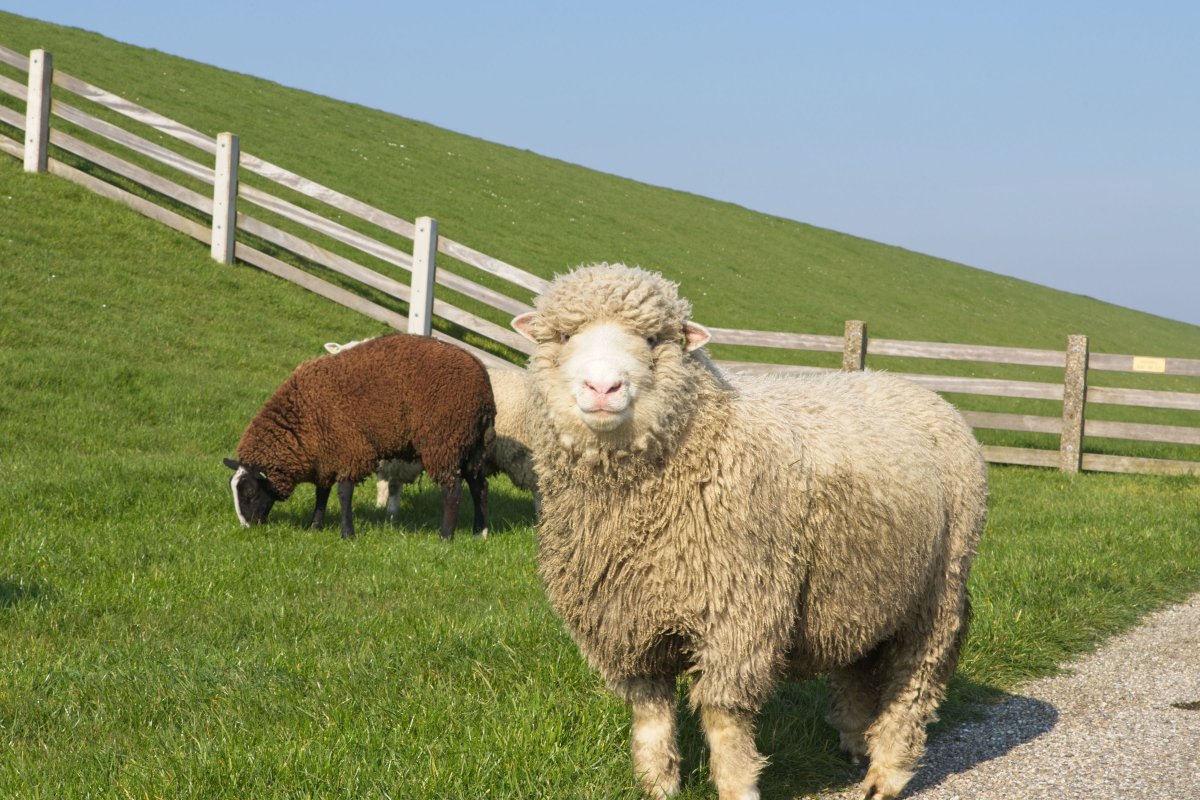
top-left (578, 407), bottom-right (629, 432)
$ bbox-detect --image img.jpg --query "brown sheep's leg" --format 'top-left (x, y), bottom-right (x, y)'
top-left (337, 479), bottom-right (356, 539)
top-left (699, 705), bottom-right (765, 800)
top-left (617, 677), bottom-right (680, 799)
top-left (438, 477), bottom-right (461, 540)
top-left (310, 485), bottom-right (332, 529)
top-left (466, 472), bottom-right (489, 538)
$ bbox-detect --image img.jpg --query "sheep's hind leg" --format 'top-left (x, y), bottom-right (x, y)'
top-left (859, 613), bottom-right (968, 799)
top-left (310, 485), bottom-right (332, 529)
top-left (624, 678), bottom-right (680, 799)
top-left (375, 478), bottom-right (392, 511)
top-left (466, 472), bottom-right (489, 538)
top-left (437, 477), bottom-right (462, 540)
top-left (337, 479), bottom-right (356, 539)
top-left (699, 705), bottom-right (765, 800)
top-left (826, 648), bottom-right (883, 766)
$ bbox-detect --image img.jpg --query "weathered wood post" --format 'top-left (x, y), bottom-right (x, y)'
top-left (842, 320), bottom-right (867, 371)
top-left (211, 132), bottom-right (240, 264)
top-left (24, 49), bottom-right (53, 173)
top-left (408, 216), bottom-right (438, 336)
top-left (1060, 334), bottom-right (1090, 473)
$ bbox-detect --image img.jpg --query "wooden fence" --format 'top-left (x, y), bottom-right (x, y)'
top-left (716, 322), bottom-right (1200, 476)
top-left (0, 45), bottom-right (544, 372)
top-left (3, 46), bottom-right (1198, 478)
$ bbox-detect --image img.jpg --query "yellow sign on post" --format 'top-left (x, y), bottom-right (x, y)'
top-left (1131, 356), bottom-right (1167, 374)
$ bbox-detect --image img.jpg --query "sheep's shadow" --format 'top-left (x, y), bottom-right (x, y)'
top-left (357, 476), bottom-right (537, 536)
top-left (0, 577), bottom-right (54, 609)
top-left (268, 476), bottom-right (536, 538)
top-left (674, 676), bottom-right (1058, 798)
top-left (896, 685), bottom-right (1058, 797)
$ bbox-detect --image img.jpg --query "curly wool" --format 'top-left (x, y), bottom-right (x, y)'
top-left (236, 334), bottom-right (495, 500)
top-left (372, 366), bottom-right (538, 506)
top-left (523, 265), bottom-right (987, 713)
top-left (524, 263), bottom-right (693, 345)
top-left (483, 367), bottom-right (539, 493)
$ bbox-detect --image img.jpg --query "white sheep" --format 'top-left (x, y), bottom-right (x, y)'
top-left (511, 263), bottom-right (987, 800)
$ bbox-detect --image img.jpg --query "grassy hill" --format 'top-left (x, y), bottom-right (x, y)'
top-left (1, 11), bottom-right (1199, 800)
top-left (2, 10), bottom-right (1199, 358)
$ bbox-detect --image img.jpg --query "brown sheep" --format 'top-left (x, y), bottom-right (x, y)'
top-left (223, 333), bottom-right (495, 539)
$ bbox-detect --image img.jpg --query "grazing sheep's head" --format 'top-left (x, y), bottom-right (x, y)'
top-left (512, 264), bottom-right (710, 447)
top-left (323, 339), bottom-right (367, 355)
top-left (222, 458), bottom-right (280, 526)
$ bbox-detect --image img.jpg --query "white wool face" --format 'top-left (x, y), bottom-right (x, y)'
top-left (323, 339), bottom-right (366, 354)
top-left (558, 321), bottom-right (654, 434)
top-left (229, 467), bottom-right (252, 528)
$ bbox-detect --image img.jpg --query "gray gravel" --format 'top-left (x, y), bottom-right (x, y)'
top-left (817, 592), bottom-right (1200, 799)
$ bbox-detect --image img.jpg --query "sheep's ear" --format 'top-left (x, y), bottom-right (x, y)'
top-left (323, 342), bottom-right (342, 354)
top-left (223, 457), bottom-right (242, 471)
top-left (511, 312), bottom-right (539, 343)
top-left (682, 321), bottom-right (711, 352)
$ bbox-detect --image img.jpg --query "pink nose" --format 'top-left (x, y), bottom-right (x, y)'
top-left (585, 379), bottom-right (623, 397)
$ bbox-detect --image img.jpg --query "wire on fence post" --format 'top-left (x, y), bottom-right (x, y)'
top-left (408, 216), bottom-right (438, 336)
top-left (842, 320), bottom-right (867, 371)
top-left (24, 49), bottom-right (52, 173)
top-left (1060, 333), bottom-right (1090, 473)
top-left (211, 132), bottom-right (240, 264)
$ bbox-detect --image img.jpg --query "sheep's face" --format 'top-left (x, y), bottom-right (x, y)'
top-left (513, 313), bottom-right (710, 442)
top-left (561, 320), bottom-right (650, 433)
top-left (513, 263), bottom-right (711, 451)
top-left (223, 458), bottom-right (278, 527)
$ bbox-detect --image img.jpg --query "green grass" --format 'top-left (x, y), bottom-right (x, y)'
top-left (2, 155), bottom-right (1199, 798)
top-left (2, 12), bottom-right (1200, 798)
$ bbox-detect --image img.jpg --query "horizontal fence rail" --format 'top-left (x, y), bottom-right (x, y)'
top-left (3, 45), bottom-right (1198, 477)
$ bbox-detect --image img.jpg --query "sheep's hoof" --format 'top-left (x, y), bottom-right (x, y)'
top-left (837, 731), bottom-right (869, 765)
top-left (859, 764), bottom-right (911, 800)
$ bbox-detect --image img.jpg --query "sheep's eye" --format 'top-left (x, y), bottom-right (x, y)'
top-left (646, 335), bottom-right (659, 348)
top-left (558, 332), bottom-right (571, 345)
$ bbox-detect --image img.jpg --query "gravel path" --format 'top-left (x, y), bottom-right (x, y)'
top-left (818, 592), bottom-right (1200, 799)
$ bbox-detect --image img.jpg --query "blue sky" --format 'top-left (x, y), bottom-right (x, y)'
top-left (6, 1), bottom-right (1199, 326)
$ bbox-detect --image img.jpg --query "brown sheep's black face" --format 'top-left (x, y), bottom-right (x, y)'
top-left (223, 458), bottom-right (277, 527)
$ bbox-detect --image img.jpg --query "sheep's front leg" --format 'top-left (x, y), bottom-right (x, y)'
top-left (337, 479), bottom-right (356, 539)
top-left (700, 705), bottom-right (765, 800)
top-left (310, 485), bottom-right (332, 529)
top-left (627, 678), bottom-right (681, 799)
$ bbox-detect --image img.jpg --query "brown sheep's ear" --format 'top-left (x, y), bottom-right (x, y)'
top-left (223, 457), bottom-right (242, 471)
top-left (512, 312), bottom-right (539, 343)
top-left (682, 321), bottom-right (711, 352)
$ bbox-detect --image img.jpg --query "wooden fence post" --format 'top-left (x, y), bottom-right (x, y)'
top-left (211, 132), bottom-right (239, 264)
top-left (1060, 334), bottom-right (1089, 473)
top-left (842, 320), bottom-right (867, 371)
top-left (408, 216), bottom-right (438, 336)
top-left (24, 49), bottom-right (52, 173)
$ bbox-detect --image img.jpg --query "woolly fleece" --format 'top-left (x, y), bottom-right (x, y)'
top-left (518, 263), bottom-right (987, 799)
top-left (236, 333), bottom-right (494, 501)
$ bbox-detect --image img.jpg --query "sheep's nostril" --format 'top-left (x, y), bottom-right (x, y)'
top-left (586, 380), bottom-right (623, 397)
